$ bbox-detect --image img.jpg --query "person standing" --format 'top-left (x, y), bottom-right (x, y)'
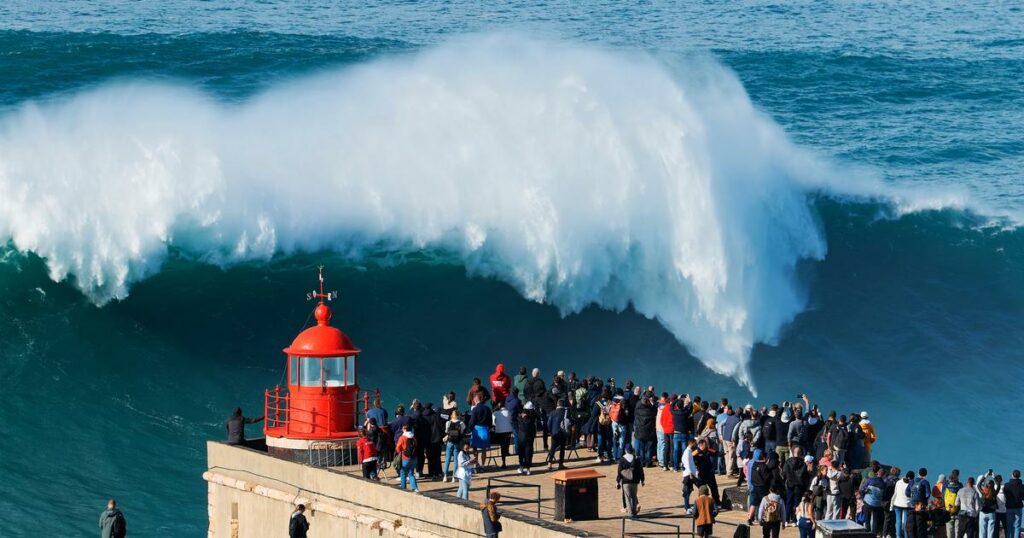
top-left (423, 403), bottom-right (445, 479)
top-left (671, 398), bottom-right (693, 472)
top-left (632, 395), bottom-right (657, 467)
top-left (395, 424), bottom-right (420, 493)
top-left (492, 402), bottom-right (513, 469)
top-left (695, 485), bottom-right (716, 537)
top-left (943, 470), bottom-right (965, 538)
top-left (758, 485), bottom-right (787, 538)
top-left (546, 399), bottom-right (569, 470)
top-left (1004, 470), bottom-right (1023, 538)
top-left (892, 471), bottom-right (914, 538)
top-left (797, 492), bottom-right (817, 538)
top-left (225, 407), bottom-right (264, 446)
top-left (357, 428), bottom-right (379, 479)
top-left (99, 499), bottom-right (127, 538)
top-left (489, 363), bottom-right (511, 406)
top-left (513, 367), bottom-right (528, 395)
top-left (467, 394), bottom-right (493, 469)
top-left (783, 447), bottom-right (810, 523)
top-left (979, 479), bottom-right (999, 538)
top-left (289, 504), bottom-right (310, 538)
top-left (456, 441), bottom-right (477, 500)
top-left (481, 492), bottom-right (503, 537)
top-left (861, 468), bottom-right (888, 536)
top-left (365, 397), bottom-right (388, 429)
top-left (516, 402), bottom-right (537, 475)
top-left (956, 477), bottom-right (980, 538)
top-left (442, 407), bottom-right (465, 482)
top-left (617, 445), bottom-right (645, 517)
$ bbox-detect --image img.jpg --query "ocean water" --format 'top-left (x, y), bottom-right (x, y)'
top-left (0, 2), bottom-right (1022, 535)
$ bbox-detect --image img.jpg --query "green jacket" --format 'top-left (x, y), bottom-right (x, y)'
top-left (99, 508), bottom-right (126, 538)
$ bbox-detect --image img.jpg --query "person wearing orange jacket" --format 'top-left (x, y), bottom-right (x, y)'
top-left (489, 363), bottom-right (511, 405)
top-left (859, 411), bottom-right (877, 461)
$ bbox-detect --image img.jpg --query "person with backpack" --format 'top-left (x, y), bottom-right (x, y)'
top-left (442, 407), bottom-right (466, 482)
top-left (943, 470), bottom-right (965, 538)
top-left (829, 415), bottom-right (851, 467)
top-left (288, 504), bottom-right (310, 538)
top-left (758, 485), bottom-right (788, 538)
top-left (617, 444), bottom-right (645, 517)
top-left (395, 424), bottom-right (420, 493)
top-left (99, 499), bottom-right (127, 538)
top-left (783, 447), bottom-right (810, 523)
top-left (906, 468), bottom-right (931, 508)
top-left (610, 394), bottom-right (627, 460)
top-left (516, 402), bottom-right (537, 475)
top-left (456, 441), bottom-right (476, 500)
top-left (546, 399), bottom-right (570, 471)
top-left (905, 500), bottom-right (930, 538)
top-left (357, 427), bottom-right (380, 479)
top-left (955, 477), bottom-right (980, 538)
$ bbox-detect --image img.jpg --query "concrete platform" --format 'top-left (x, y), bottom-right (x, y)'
top-left (332, 442), bottom-right (805, 538)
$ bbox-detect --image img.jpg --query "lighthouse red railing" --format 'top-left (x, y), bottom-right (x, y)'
top-left (264, 386), bottom-right (372, 438)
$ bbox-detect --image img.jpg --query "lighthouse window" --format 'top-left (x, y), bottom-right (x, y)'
top-left (289, 356), bottom-right (298, 385)
top-left (323, 357), bottom-right (345, 387)
top-left (299, 357), bottom-right (321, 386)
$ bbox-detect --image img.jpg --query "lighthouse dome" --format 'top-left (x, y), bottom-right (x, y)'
top-left (283, 304), bottom-right (360, 356)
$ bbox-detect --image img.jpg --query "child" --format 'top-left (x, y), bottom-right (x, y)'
top-left (356, 428), bottom-right (379, 480)
top-left (455, 441), bottom-right (476, 500)
top-left (695, 485), bottom-right (716, 537)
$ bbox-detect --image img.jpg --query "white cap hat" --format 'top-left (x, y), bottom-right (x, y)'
top-left (557, 370), bottom-right (565, 376)
top-left (524, 402), bottom-right (534, 410)
top-left (804, 455), bottom-right (815, 463)
top-left (860, 411), bottom-right (869, 418)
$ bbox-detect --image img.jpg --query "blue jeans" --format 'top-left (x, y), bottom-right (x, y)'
top-left (657, 431), bottom-right (669, 467)
top-left (1008, 508), bottom-right (1022, 538)
top-left (457, 475), bottom-right (471, 499)
top-left (672, 433), bottom-right (687, 470)
top-left (443, 442), bottom-right (459, 476)
top-left (399, 458), bottom-right (418, 490)
top-left (612, 422), bottom-right (626, 460)
top-left (979, 512), bottom-right (996, 538)
top-left (894, 507), bottom-right (908, 538)
top-left (596, 429), bottom-right (612, 459)
top-left (633, 438), bottom-right (655, 465)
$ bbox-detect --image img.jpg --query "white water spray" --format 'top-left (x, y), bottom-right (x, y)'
top-left (0, 36), bottom-right (843, 390)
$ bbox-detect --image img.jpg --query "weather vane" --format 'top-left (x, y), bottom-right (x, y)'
top-left (306, 265), bottom-right (338, 304)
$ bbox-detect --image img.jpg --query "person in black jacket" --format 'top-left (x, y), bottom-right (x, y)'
top-left (423, 403), bottom-right (445, 479)
top-left (783, 446), bottom-right (810, 523)
top-left (546, 400), bottom-right (569, 470)
top-left (633, 395), bottom-right (657, 467)
top-left (289, 504), bottom-right (310, 538)
top-left (694, 438), bottom-right (722, 508)
top-left (670, 398), bottom-right (692, 471)
top-left (516, 403), bottom-right (538, 475)
top-left (1005, 470), bottom-right (1024, 538)
top-left (905, 501), bottom-right (929, 538)
top-left (226, 407), bottom-right (263, 446)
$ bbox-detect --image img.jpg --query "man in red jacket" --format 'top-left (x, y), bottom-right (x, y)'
top-left (490, 363), bottom-right (511, 405)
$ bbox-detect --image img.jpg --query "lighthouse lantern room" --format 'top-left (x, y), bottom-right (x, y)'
top-left (264, 268), bottom-right (366, 462)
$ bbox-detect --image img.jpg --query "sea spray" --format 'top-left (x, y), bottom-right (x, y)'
top-left (0, 36), bottom-right (836, 389)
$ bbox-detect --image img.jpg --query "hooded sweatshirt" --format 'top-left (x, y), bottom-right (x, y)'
top-left (860, 420), bottom-right (877, 451)
top-left (891, 478), bottom-right (912, 509)
top-left (489, 363), bottom-right (511, 404)
top-left (100, 508), bottom-right (126, 538)
top-left (956, 486), bottom-right (980, 517)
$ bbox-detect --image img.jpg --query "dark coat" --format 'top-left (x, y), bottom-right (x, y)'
top-left (226, 412), bottom-right (263, 445)
top-left (289, 512), bottom-right (310, 538)
top-left (633, 401), bottom-right (657, 441)
top-left (482, 503), bottom-right (502, 537)
top-left (617, 454), bottom-right (646, 485)
top-left (523, 377), bottom-right (546, 404)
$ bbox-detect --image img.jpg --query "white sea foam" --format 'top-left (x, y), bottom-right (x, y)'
top-left (0, 36), bottom-right (865, 390)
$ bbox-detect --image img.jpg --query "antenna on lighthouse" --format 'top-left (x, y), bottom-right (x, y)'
top-left (306, 265), bottom-right (338, 304)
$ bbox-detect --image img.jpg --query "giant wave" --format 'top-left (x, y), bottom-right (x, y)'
top-left (0, 35), bottom-right (984, 391)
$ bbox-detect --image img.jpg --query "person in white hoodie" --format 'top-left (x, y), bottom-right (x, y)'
top-left (680, 438), bottom-right (698, 514)
top-left (891, 471), bottom-right (914, 538)
top-left (758, 485), bottom-right (788, 538)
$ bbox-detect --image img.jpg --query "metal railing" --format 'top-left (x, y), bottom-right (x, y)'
top-left (620, 516), bottom-right (684, 538)
top-left (484, 477), bottom-right (542, 519)
top-left (265, 387), bottom-right (374, 435)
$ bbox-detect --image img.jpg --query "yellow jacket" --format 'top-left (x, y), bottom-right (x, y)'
top-left (860, 421), bottom-right (877, 451)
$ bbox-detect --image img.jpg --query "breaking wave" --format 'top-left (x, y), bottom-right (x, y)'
top-left (0, 35), bottom-right (982, 390)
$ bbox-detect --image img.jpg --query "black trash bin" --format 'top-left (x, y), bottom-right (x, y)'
top-left (552, 469), bottom-right (605, 521)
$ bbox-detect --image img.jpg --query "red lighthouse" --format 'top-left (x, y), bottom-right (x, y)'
top-left (264, 268), bottom-right (365, 463)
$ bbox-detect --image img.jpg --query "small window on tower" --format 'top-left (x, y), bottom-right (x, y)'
top-left (289, 356), bottom-right (299, 385)
top-left (300, 357), bottom-right (321, 386)
top-left (323, 357), bottom-right (345, 387)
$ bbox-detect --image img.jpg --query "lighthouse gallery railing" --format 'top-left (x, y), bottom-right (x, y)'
top-left (264, 386), bottom-right (373, 436)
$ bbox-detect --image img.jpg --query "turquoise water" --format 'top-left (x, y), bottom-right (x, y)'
top-left (1, 2), bottom-right (1023, 536)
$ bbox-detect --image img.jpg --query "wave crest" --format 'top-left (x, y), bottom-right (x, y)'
top-left (0, 36), bottom-right (846, 390)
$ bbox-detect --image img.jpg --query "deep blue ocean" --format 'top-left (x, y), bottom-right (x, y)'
top-left (1, 2), bottom-right (1022, 535)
